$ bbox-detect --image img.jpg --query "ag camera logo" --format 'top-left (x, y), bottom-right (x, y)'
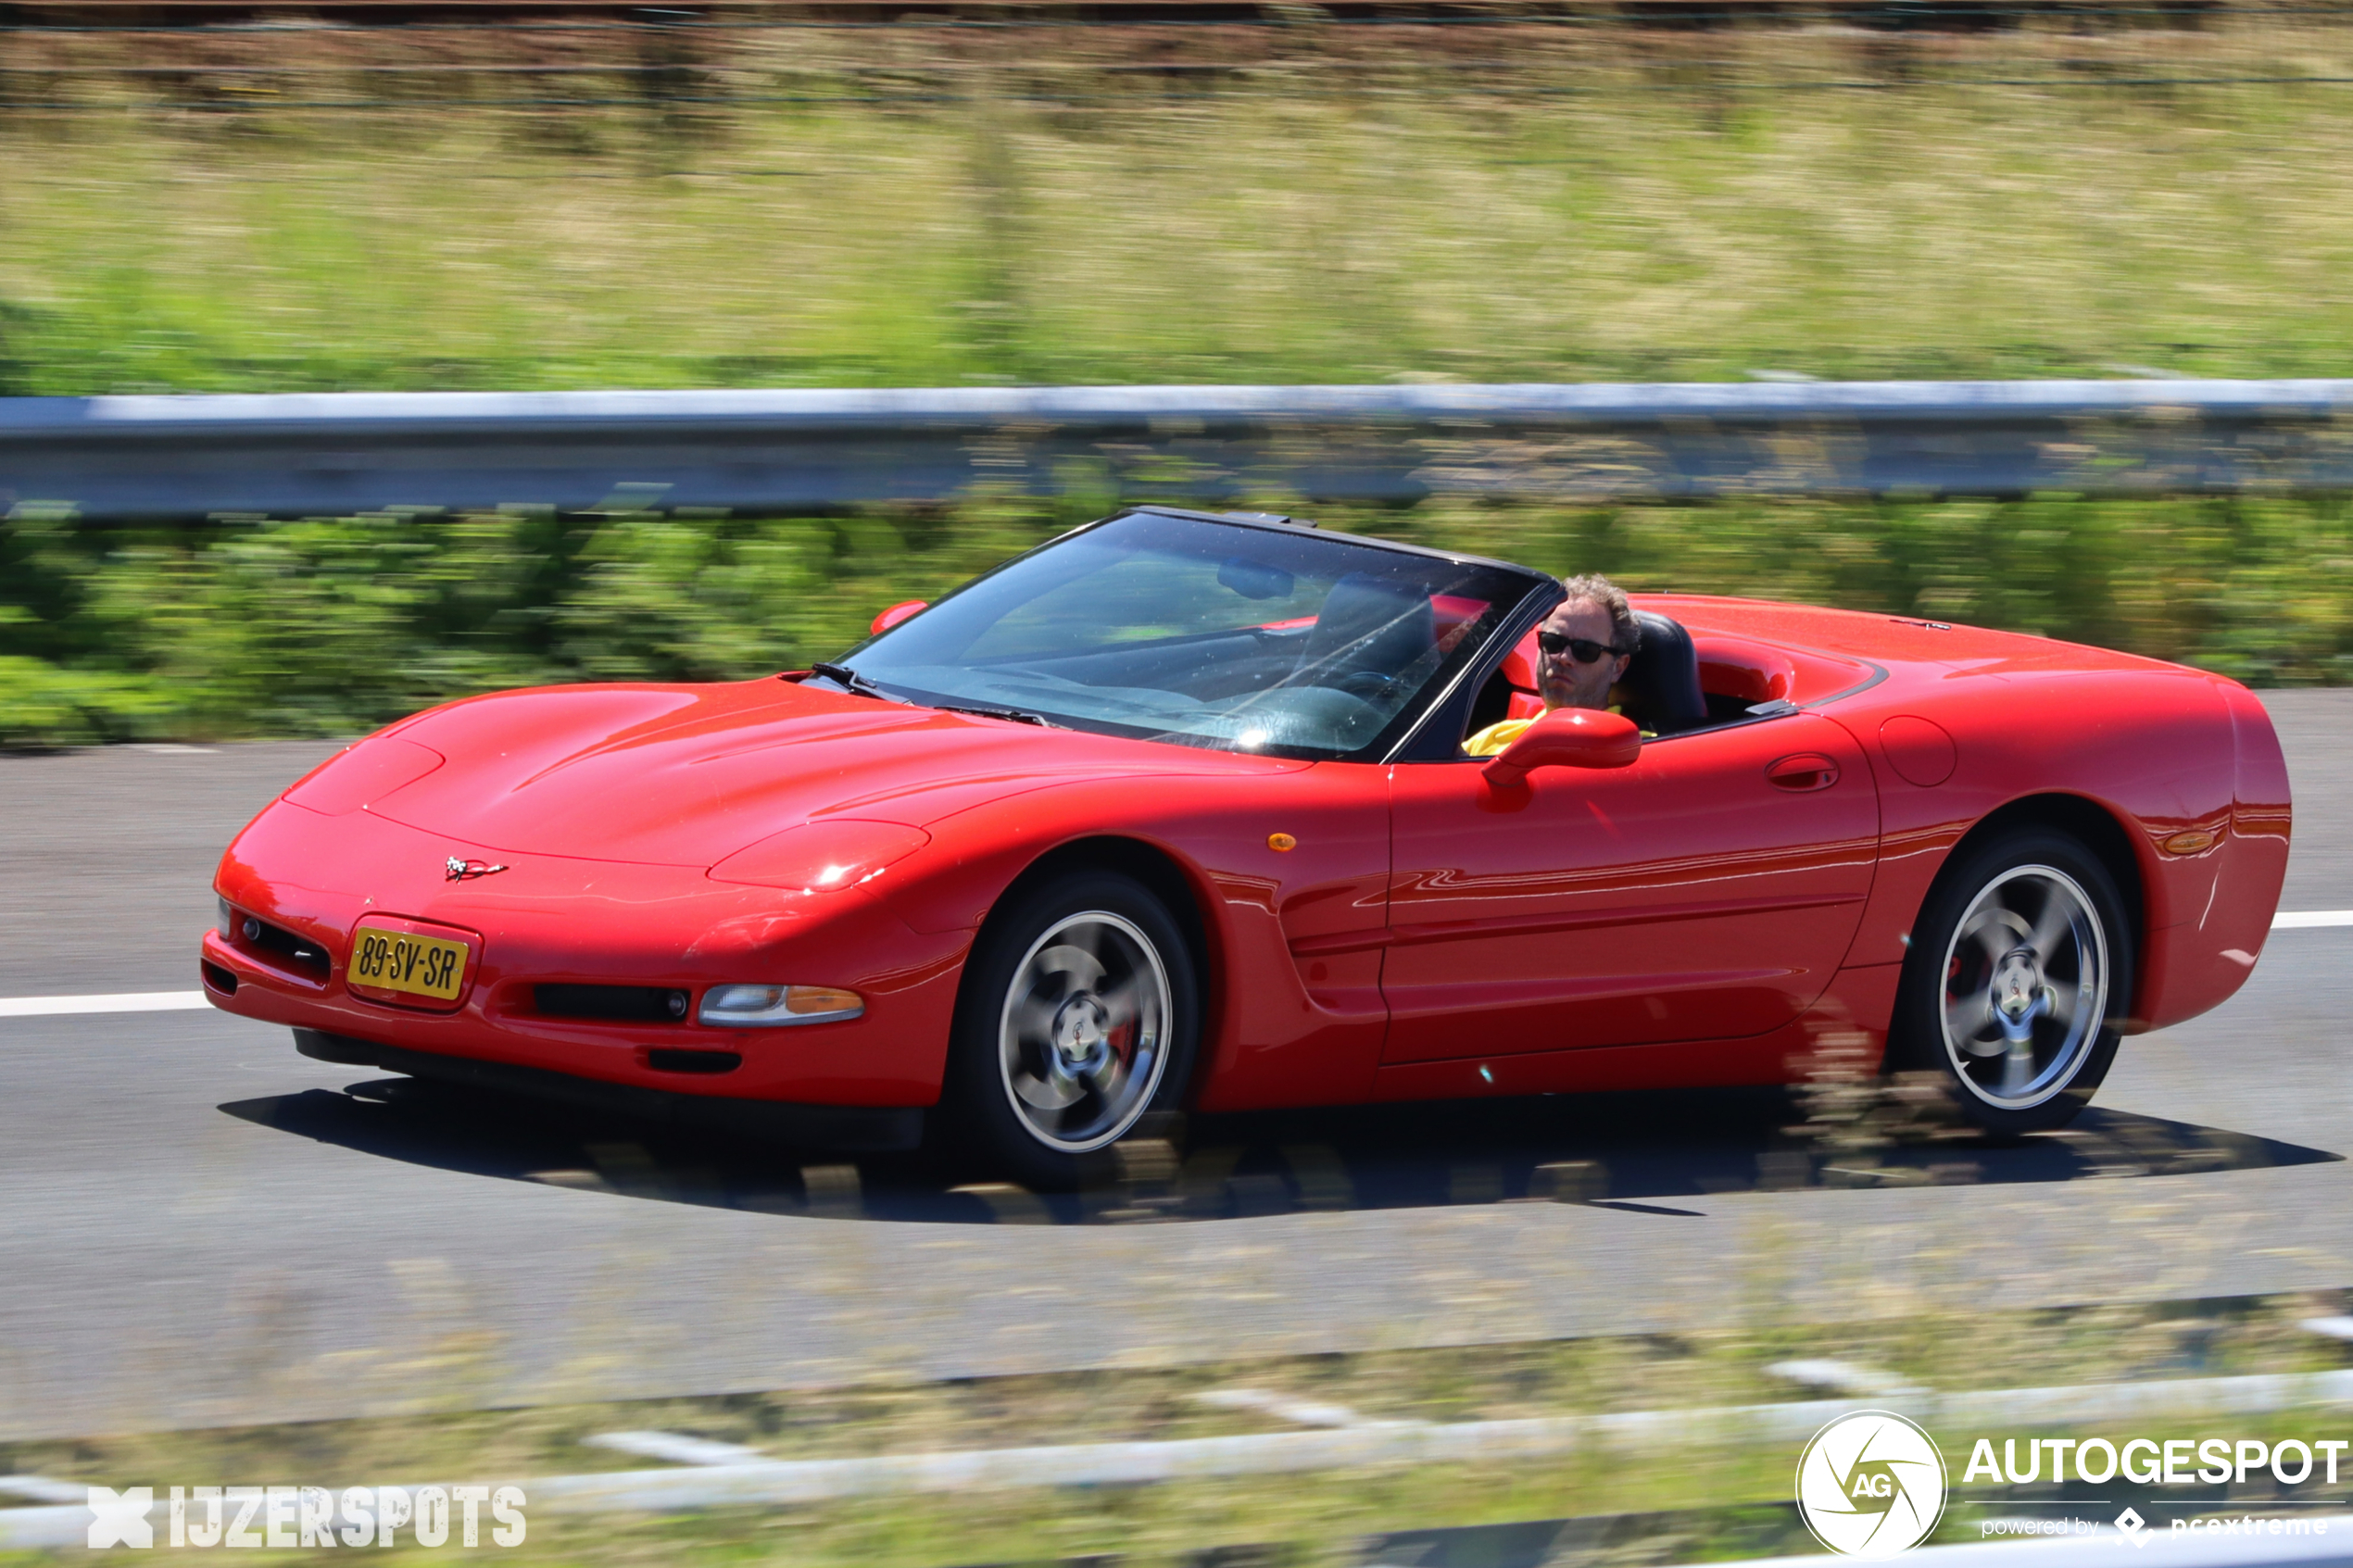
top-left (1796, 1411), bottom-right (1948, 1558)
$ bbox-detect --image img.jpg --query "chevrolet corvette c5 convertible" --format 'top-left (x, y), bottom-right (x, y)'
top-left (202, 507), bottom-right (2290, 1187)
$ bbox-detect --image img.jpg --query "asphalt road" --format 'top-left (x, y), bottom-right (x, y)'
top-left (5, 700), bottom-right (2353, 1443)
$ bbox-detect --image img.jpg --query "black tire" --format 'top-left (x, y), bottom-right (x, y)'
top-left (943, 869), bottom-right (1202, 1191)
top-left (1889, 827), bottom-right (2134, 1136)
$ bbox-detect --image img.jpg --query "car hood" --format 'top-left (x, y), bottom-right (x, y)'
top-left (340, 678), bottom-right (1308, 866)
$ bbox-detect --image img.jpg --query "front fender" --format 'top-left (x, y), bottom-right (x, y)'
top-left (872, 765), bottom-right (1398, 1110)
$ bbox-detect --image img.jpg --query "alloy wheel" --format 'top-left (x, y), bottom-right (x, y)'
top-left (1938, 863), bottom-right (2109, 1110)
top-left (996, 909), bottom-right (1174, 1153)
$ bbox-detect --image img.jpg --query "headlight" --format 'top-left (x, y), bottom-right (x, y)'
top-left (283, 736), bottom-right (445, 817)
top-left (218, 897), bottom-right (263, 943)
top-left (698, 984), bottom-right (864, 1027)
top-left (707, 820), bottom-right (929, 892)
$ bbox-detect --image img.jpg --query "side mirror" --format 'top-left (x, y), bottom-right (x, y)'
top-left (870, 599), bottom-right (927, 636)
top-left (1483, 708), bottom-right (1641, 787)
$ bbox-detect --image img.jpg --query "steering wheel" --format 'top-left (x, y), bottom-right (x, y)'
top-left (1334, 671), bottom-right (1403, 701)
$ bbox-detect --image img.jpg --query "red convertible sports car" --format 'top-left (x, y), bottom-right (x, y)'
top-left (203, 507), bottom-right (2290, 1187)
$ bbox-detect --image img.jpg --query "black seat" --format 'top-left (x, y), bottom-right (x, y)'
top-left (1617, 610), bottom-right (1708, 735)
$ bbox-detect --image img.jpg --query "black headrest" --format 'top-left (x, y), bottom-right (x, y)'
top-left (1617, 611), bottom-right (1707, 735)
top-left (1300, 574), bottom-right (1435, 682)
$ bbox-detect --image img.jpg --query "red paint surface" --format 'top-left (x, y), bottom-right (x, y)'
top-left (207, 590), bottom-right (2290, 1116)
top-left (1386, 712), bottom-right (1876, 1060)
top-left (1879, 715), bottom-right (1959, 788)
top-left (869, 599), bottom-right (928, 635)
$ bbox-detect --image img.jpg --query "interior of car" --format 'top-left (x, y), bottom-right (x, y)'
top-left (852, 521), bottom-right (1540, 758)
top-left (847, 505), bottom-right (1871, 759)
top-left (1459, 610), bottom-right (1844, 749)
top-left (955, 596), bottom-right (1838, 758)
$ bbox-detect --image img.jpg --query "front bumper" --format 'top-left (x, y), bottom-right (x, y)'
top-left (204, 798), bottom-right (971, 1116)
top-left (291, 1028), bottom-right (923, 1150)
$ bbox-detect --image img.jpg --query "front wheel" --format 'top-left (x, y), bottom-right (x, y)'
top-left (1890, 828), bottom-right (2133, 1136)
top-left (944, 869), bottom-right (1201, 1189)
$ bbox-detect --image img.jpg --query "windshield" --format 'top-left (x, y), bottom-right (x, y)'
top-left (820, 512), bottom-right (1547, 760)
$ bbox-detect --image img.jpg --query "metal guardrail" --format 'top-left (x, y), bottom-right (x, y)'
top-left (10, 1368), bottom-right (2353, 1553)
top-left (6, 379), bottom-right (2353, 522)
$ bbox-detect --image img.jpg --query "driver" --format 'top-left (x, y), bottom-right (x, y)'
top-left (1463, 573), bottom-right (1642, 758)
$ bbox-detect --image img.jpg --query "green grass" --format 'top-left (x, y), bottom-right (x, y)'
top-left (6, 490), bottom-right (2351, 745)
top-left (6, 22), bottom-right (2353, 393)
top-left (6, 1293), bottom-right (2351, 1566)
top-left (9, 25), bottom-right (2353, 737)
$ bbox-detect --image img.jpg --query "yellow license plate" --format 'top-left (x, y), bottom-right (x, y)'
top-left (349, 922), bottom-right (470, 1003)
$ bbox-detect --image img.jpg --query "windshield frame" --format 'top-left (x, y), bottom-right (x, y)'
top-left (813, 507), bottom-right (1559, 765)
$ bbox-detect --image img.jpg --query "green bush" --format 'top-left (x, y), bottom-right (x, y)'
top-left (5, 493), bottom-right (2349, 746)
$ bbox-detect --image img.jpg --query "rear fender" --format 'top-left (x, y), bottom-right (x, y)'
top-left (1831, 669), bottom-right (2242, 1030)
top-left (2133, 682), bottom-right (2290, 1031)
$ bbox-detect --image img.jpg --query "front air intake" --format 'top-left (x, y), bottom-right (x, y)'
top-left (647, 1049), bottom-right (742, 1075)
top-left (222, 909), bottom-right (332, 981)
top-left (533, 984), bottom-right (691, 1022)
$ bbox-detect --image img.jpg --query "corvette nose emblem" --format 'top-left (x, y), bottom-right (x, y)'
top-left (445, 857), bottom-right (509, 882)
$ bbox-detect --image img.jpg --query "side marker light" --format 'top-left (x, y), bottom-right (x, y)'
top-left (1267, 833), bottom-right (1298, 851)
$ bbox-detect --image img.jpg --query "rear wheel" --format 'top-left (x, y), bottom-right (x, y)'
top-left (1891, 828), bottom-right (2133, 1136)
top-left (945, 869), bottom-right (1201, 1190)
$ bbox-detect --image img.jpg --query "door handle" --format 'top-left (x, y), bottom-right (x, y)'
top-left (1766, 753), bottom-right (1840, 792)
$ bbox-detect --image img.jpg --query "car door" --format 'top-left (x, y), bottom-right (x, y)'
top-left (1381, 713), bottom-right (1880, 1062)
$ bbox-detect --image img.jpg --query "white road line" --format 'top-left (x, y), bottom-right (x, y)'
top-left (1, 908), bottom-right (2351, 1020)
top-left (0, 991), bottom-right (208, 1019)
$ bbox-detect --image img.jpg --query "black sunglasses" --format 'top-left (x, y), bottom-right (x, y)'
top-left (1538, 630), bottom-right (1627, 663)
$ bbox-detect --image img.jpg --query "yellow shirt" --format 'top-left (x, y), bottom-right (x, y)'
top-left (1464, 706), bottom-right (1647, 757)
top-left (1463, 716), bottom-right (1539, 758)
